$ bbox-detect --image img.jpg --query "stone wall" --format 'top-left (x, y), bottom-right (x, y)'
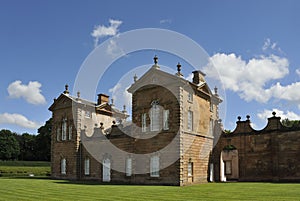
top-left (212, 114), bottom-right (300, 182)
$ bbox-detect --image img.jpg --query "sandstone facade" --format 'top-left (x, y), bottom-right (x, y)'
top-left (49, 57), bottom-right (222, 186)
top-left (212, 113), bottom-right (300, 182)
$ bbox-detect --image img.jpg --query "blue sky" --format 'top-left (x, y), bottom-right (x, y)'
top-left (1, 0), bottom-right (300, 134)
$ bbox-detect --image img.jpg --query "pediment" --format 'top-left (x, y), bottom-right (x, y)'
top-left (128, 66), bottom-right (186, 94)
top-left (48, 94), bottom-right (73, 111)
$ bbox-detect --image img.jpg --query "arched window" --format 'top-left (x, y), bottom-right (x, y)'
top-left (61, 118), bottom-right (67, 141)
top-left (141, 113), bottom-right (147, 132)
top-left (56, 126), bottom-right (61, 141)
top-left (150, 100), bottom-right (160, 131)
top-left (163, 109), bottom-right (169, 130)
top-left (68, 124), bottom-right (73, 140)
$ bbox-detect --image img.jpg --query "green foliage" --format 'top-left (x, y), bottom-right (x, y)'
top-left (0, 129), bottom-right (20, 160)
top-left (223, 145), bottom-right (237, 151)
top-left (281, 118), bottom-right (300, 128)
top-left (0, 179), bottom-right (299, 200)
top-left (0, 118), bottom-right (52, 161)
top-left (224, 130), bottom-right (231, 134)
top-left (0, 161), bottom-right (50, 177)
top-left (36, 118), bottom-right (52, 161)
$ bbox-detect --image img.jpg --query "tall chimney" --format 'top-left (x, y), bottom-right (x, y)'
top-left (192, 70), bottom-right (206, 85)
top-left (97, 94), bottom-right (109, 105)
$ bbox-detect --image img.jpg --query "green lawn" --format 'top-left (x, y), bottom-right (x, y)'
top-left (0, 178), bottom-right (299, 201)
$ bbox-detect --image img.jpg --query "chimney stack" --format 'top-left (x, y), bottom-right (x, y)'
top-left (97, 94), bottom-right (109, 105)
top-left (192, 70), bottom-right (206, 85)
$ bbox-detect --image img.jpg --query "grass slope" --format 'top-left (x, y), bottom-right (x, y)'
top-left (0, 178), bottom-right (299, 201)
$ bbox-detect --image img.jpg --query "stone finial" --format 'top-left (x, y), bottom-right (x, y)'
top-left (237, 116), bottom-right (241, 121)
top-left (152, 55), bottom-right (160, 69)
top-left (246, 115), bottom-right (250, 120)
top-left (214, 86), bottom-right (218, 95)
top-left (176, 62), bottom-right (183, 77)
top-left (134, 74), bottom-right (138, 82)
top-left (153, 55), bottom-right (158, 65)
top-left (122, 105), bottom-right (127, 113)
top-left (272, 111), bottom-right (276, 117)
top-left (111, 99), bottom-right (114, 106)
top-left (77, 91), bottom-right (80, 98)
top-left (64, 84), bottom-right (69, 94)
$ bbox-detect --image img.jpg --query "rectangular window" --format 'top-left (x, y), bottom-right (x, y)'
top-left (126, 158), bottom-right (132, 176)
top-left (188, 162), bottom-right (193, 176)
top-left (150, 156), bottom-right (159, 177)
top-left (225, 161), bottom-right (232, 175)
top-left (188, 92), bottom-right (193, 102)
top-left (187, 110), bottom-right (193, 131)
top-left (150, 106), bottom-right (160, 131)
top-left (84, 158), bottom-right (90, 175)
top-left (85, 111), bottom-right (91, 118)
top-left (68, 125), bottom-right (72, 140)
top-left (142, 113), bottom-right (147, 132)
top-left (61, 119), bottom-right (67, 141)
top-left (163, 109), bottom-right (169, 130)
top-left (61, 158), bottom-right (66, 175)
top-left (56, 127), bottom-right (60, 141)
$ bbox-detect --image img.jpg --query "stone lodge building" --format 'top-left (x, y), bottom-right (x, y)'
top-left (49, 56), bottom-right (222, 185)
top-left (49, 56), bottom-right (300, 185)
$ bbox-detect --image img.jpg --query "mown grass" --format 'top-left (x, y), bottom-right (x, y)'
top-left (0, 178), bottom-right (299, 201)
top-left (0, 161), bottom-right (50, 177)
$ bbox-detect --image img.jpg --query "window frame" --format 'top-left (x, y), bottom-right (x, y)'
top-left (125, 158), bottom-right (132, 177)
top-left (163, 109), bottom-right (169, 130)
top-left (141, 113), bottom-right (147, 132)
top-left (84, 158), bottom-right (90, 176)
top-left (150, 100), bottom-right (160, 132)
top-left (61, 158), bottom-right (66, 175)
top-left (61, 118), bottom-right (67, 141)
top-left (150, 155), bottom-right (160, 177)
top-left (85, 110), bottom-right (91, 118)
top-left (188, 162), bottom-right (193, 177)
top-left (188, 92), bottom-right (193, 102)
top-left (187, 110), bottom-right (193, 131)
top-left (68, 124), bottom-right (73, 140)
top-left (56, 126), bottom-right (61, 141)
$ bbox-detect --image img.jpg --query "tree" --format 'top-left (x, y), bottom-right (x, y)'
top-left (35, 118), bottom-right (52, 161)
top-left (0, 129), bottom-right (20, 160)
top-left (16, 133), bottom-right (37, 161)
top-left (281, 118), bottom-right (300, 127)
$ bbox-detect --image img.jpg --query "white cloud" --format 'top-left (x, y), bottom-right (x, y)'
top-left (204, 53), bottom-right (289, 103)
top-left (160, 19), bottom-right (172, 24)
top-left (296, 69), bottom-right (300, 77)
top-left (257, 109), bottom-right (300, 121)
top-left (185, 73), bottom-right (193, 82)
top-left (108, 83), bottom-right (132, 109)
top-left (106, 38), bottom-right (126, 58)
top-left (7, 80), bottom-right (46, 105)
top-left (267, 82), bottom-right (300, 103)
top-left (262, 38), bottom-right (283, 53)
top-left (91, 19), bottom-right (122, 47)
top-left (0, 113), bottom-right (42, 129)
